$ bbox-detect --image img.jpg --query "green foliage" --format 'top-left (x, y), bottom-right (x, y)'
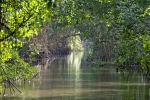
top-left (0, 0), bottom-right (52, 87)
top-left (67, 35), bottom-right (83, 50)
top-left (113, 1), bottom-right (150, 68)
top-left (52, 0), bottom-right (150, 70)
top-left (0, 50), bottom-right (36, 80)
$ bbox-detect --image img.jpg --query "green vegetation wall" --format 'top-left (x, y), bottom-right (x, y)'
top-left (50, 0), bottom-right (150, 69)
top-left (0, 0), bottom-right (54, 84)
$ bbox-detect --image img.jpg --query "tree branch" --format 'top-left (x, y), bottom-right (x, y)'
top-left (0, 22), bottom-right (10, 30)
top-left (61, 33), bottom-right (81, 40)
top-left (0, 14), bottom-right (33, 42)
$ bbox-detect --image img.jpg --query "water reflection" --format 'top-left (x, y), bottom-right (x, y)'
top-left (1, 52), bottom-right (150, 100)
top-left (67, 51), bottom-right (84, 69)
top-left (67, 52), bottom-right (84, 99)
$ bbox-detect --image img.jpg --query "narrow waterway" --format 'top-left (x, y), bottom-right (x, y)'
top-left (2, 52), bottom-right (150, 100)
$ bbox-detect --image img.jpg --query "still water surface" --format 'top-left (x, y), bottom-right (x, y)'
top-left (2, 52), bottom-right (150, 100)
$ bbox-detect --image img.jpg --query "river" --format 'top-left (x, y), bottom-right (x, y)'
top-left (1, 51), bottom-right (150, 100)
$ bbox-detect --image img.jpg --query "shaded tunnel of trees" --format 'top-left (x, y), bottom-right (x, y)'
top-left (0, 0), bottom-right (150, 95)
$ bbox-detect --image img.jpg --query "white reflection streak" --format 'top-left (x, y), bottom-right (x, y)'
top-left (68, 52), bottom-right (73, 66)
top-left (67, 52), bottom-right (84, 97)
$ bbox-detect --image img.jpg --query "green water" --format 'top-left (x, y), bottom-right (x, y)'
top-left (1, 52), bottom-right (150, 100)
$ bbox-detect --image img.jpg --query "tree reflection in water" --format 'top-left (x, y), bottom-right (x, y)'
top-left (1, 52), bottom-right (150, 100)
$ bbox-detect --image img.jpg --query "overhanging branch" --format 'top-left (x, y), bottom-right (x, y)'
top-left (0, 14), bottom-right (33, 42)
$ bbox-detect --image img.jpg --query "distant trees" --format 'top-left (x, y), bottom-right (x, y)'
top-left (35, 21), bottom-right (83, 55)
top-left (50, 0), bottom-right (150, 71)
